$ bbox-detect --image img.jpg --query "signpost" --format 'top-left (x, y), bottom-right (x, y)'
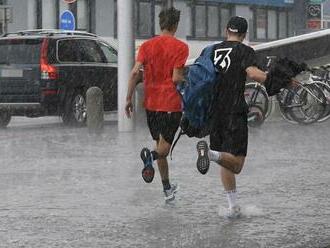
top-left (60, 10), bottom-right (75, 30)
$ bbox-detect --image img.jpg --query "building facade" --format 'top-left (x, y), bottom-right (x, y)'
top-left (3, 0), bottom-right (307, 58)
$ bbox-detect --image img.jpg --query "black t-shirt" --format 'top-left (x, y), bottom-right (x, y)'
top-left (212, 41), bottom-right (257, 114)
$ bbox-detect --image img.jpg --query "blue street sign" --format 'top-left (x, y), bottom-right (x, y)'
top-left (60, 10), bottom-right (75, 30)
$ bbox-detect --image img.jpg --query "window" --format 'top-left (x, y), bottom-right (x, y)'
top-left (137, 1), bottom-right (153, 37)
top-left (256, 8), bottom-right (267, 40)
top-left (99, 42), bottom-right (118, 63)
top-left (220, 8), bottom-right (230, 37)
top-left (267, 10), bottom-right (277, 40)
top-left (77, 0), bottom-right (89, 31)
top-left (58, 39), bottom-right (104, 63)
top-left (42, 0), bottom-right (56, 29)
top-left (207, 6), bottom-right (219, 38)
top-left (279, 11), bottom-right (288, 39)
top-left (195, 5), bottom-right (206, 37)
top-left (135, 0), bottom-right (163, 38)
top-left (0, 39), bottom-right (42, 64)
top-left (190, 3), bottom-right (232, 39)
top-left (252, 7), bottom-right (291, 41)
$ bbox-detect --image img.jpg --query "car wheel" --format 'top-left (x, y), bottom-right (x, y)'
top-left (62, 90), bottom-right (87, 126)
top-left (0, 110), bottom-right (11, 128)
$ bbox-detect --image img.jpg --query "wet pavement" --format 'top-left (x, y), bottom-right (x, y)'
top-left (0, 116), bottom-right (329, 248)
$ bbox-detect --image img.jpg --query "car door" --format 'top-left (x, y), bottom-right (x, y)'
top-left (96, 41), bottom-right (118, 111)
top-left (56, 38), bottom-right (117, 111)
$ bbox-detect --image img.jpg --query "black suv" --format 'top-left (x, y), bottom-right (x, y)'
top-left (0, 29), bottom-right (118, 127)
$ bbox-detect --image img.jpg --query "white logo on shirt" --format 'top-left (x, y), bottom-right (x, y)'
top-left (214, 48), bottom-right (232, 72)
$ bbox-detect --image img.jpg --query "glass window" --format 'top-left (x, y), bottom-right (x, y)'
top-left (42, 0), bottom-right (56, 29)
top-left (0, 39), bottom-right (42, 64)
top-left (268, 10), bottom-right (277, 40)
top-left (99, 42), bottom-right (118, 63)
top-left (256, 8), bottom-right (267, 39)
top-left (58, 40), bottom-right (79, 62)
top-left (207, 6), bottom-right (219, 38)
top-left (288, 11), bottom-right (294, 36)
top-left (154, 4), bottom-right (162, 35)
top-left (220, 8), bottom-right (230, 37)
top-left (138, 1), bottom-right (152, 37)
top-left (77, 0), bottom-right (88, 30)
top-left (58, 39), bottom-right (103, 63)
top-left (195, 5), bottom-right (206, 37)
top-left (279, 11), bottom-right (287, 38)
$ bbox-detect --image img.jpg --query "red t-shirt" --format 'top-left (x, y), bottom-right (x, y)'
top-left (137, 35), bottom-right (189, 112)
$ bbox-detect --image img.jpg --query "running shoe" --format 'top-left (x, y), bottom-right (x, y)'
top-left (196, 140), bottom-right (210, 175)
top-left (140, 147), bottom-right (154, 183)
top-left (163, 183), bottom-right (178, 203)
top-left (225, 205), bottom-right (241, 219)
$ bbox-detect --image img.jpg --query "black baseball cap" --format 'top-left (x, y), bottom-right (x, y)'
top-left (226, 16), bottom-right (248, 34)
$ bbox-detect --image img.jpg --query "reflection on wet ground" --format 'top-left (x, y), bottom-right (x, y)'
top-left (0, 117), bottom-right (329, 247)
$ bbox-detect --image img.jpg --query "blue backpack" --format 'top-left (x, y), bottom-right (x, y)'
top-left (170, 44), bottom-right (219, 157)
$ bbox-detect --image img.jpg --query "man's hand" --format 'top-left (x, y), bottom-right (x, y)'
top-left (125, 98), bottom-right (133, 118)
top-left (289, 78), bottom-right (300, 88)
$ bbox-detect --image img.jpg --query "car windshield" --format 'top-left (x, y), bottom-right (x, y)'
top-left (0, 39), bottom-right (42, 64)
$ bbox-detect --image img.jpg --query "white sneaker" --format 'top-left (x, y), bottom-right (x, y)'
top-left (163, 183), bottom-right (178, 203)
top-left (225, 205), bottom-right (241, 219)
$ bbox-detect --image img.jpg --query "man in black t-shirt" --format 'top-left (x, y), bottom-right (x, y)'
top-left (195, 16), bottom-right (269, 218)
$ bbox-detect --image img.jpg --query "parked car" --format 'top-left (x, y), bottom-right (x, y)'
top-left (0, 29), bottom-right (118, 127)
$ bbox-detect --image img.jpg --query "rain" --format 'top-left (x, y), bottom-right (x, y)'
top-left (0, 0), bottom-right (330, 247)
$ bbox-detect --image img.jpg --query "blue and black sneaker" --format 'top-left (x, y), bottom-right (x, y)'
top-left (140, 147), bottom-right (154, 183)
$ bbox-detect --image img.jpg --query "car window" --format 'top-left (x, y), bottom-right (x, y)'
top-left (0, 39), bottom-right (42, 64)
top-left (99, 42), bottom-right (117, 63)
top-left (58, 39), bottom-right (79, 62)
top-left (58, 39), bottom-right (104, 63)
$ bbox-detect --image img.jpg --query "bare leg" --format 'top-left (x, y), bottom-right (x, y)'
top-left (155, 135), bottom-right (171, 181)
top-left (218, 152), bottom-right (246, 175)
top-left (220, 166), bottom-right (236, 191)
top-left (218, 153), bottom-right (245, 210)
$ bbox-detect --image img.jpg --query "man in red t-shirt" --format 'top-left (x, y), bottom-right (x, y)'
top-left (125, 7), bottom-right (188, 203)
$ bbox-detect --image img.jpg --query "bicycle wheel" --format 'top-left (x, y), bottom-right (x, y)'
top-left (247, 105), bottom-right (265, 127)
top-left (312, 81), bottom-right (330, 122)
top-left (245, 82), bottom-right (270, 119)
top-left (276, 88), bottom-right (299, 124)
top-left (287, 83), bottom-right (327, 124)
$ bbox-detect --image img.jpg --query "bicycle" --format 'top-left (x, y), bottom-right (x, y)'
top-left (244, 56), bottom-right (276, 127)
top-left (304, 64), bottom-right (330, 122)
top-left (245, 56), bottom-right (327, 125)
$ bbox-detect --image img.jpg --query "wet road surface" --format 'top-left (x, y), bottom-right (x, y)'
top-left (0, 116), bottom-right (329, 248)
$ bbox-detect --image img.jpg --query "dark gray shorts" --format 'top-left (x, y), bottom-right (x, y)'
top-left (146, 110), bottom-right (182, 144)
top-left (210, 113), bottom-right (248, 156)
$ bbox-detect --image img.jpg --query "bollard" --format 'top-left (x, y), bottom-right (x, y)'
top-left (86, 87), bottom-right (104, 134)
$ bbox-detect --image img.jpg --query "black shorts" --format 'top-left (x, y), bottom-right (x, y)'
top-left (210, 113), bottom-right (248, 156)
top-left (146, 110), bottom-right (182, 144)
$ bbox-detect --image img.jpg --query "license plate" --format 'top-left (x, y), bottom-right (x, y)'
top-left (1, 69), bottom-right (23, 77)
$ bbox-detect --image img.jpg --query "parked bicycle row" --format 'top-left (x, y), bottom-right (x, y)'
top-left (245, 58), bottom-right (330, 127)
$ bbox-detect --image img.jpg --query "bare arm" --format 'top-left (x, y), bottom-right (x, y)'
top-left (172, 67), bottom-right (186, 85)
top-left (125, 62), bottom-right (143, 118)
top-left (246, 66), bottom-right (267, 84)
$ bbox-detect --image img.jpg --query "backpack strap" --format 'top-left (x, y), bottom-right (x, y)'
top-left (170, 128), bottom-right (185, 160)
